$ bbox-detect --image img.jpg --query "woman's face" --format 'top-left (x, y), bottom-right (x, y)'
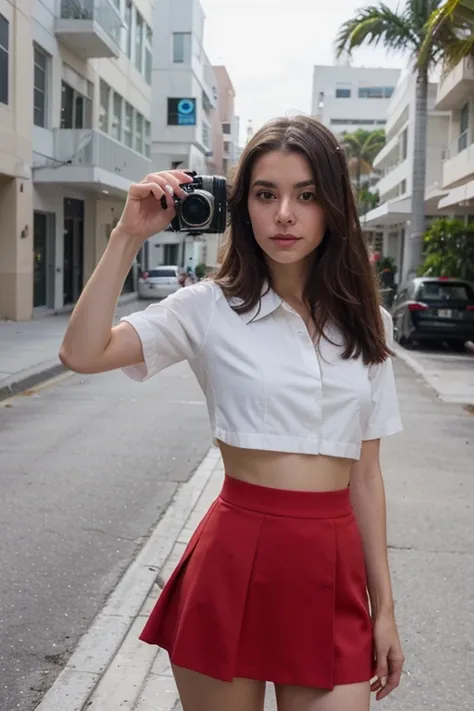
top-left (247, 150), bottom-right (326, 266)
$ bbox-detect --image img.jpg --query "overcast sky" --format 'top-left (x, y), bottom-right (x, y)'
top-left (201, 0), bottom-right (409, 143)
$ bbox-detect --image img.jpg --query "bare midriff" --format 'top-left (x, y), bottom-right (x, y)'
top-left (217, 440), bottom-right (353, 492)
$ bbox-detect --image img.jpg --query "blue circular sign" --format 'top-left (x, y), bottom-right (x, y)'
top-left (177, 99), bottom-right (194, 115)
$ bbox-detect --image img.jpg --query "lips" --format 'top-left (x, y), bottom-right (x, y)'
top-left (270, 233), bottom-right (301, 247)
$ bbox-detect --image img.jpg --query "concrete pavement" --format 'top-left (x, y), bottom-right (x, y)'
top-left (0, 294), bottom-right (140, 401)
top-left (31, 357), bottom-right (474, 711)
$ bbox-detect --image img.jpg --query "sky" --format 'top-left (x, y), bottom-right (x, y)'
top-left (201, 0), bottom-right (410, 144)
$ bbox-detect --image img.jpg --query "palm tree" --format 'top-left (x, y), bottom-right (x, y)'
top-left (421, 0), bottom-right (474, 68)
top-left (335, 0), bottom-right (474, 279)
top-left (341, 128), bottom-right (385, 212)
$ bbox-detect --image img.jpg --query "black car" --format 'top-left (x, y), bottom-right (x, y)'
top-left (391, 277), bottom-right (474, 351)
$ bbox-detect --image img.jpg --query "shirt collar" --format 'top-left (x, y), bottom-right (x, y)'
top-left (228, 283), bottom-right (283, 324)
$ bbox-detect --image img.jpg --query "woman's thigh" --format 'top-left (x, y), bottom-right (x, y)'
top-left (275, 681), bottom-right (370, 711)
top-left (172, 664), bottom-right (266, 711)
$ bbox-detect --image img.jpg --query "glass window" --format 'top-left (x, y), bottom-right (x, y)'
top-left (144, 24), bottom-right (152, 84)
top-left (125, 0), bottom-right (132, 58)
top-left (99, 80), bottom-right (110, 133)
top-left (144, 119), bottom-right (151, 157)
top-left (61, 82), bottom-right (74, 128)
top-left (124, 102), bottom-right (133, 147)
top-left (0, 13), bottom-right (8, 105)
top-left (74, 94), bottom-right (84, 129)
top-left (135, 112), bottom-right (143, 153)
top-left (419, 281), bottom-right (474, 301)
top-left (173, 32), bottom-right (191, 63)
top-left (335, 87), bottom-right (351, 98)
top-left (222, 122), bottom-right (231, 134)
top-left (358, 86), bottom-right (384, 99)
top-left (111, 92), bottom-right (122, 140)
top-left (34, 46), bottom-right (47, 127)
top-left (135, 10), bottom-right (143, 72)
top-left (459, 103), bottom-right (469, 152)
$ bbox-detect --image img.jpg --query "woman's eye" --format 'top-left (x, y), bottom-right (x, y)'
top-left (300, 192), bottom-right (316, 201)
top-left (257, 191), bottom-right (275, 201)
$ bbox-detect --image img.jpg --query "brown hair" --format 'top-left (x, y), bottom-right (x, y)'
top-left (214, 115), bottom-right (390, 365)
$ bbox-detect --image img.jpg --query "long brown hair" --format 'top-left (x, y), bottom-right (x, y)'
top-left (214, 115), bottom-right (390, 365)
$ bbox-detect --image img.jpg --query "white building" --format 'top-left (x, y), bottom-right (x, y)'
top-left (312, 65), bottom-right (401, 136)
top-left (0, 0), bottom-right (153, 320)
top-left (361, 72), bottom-right (451, 283)
top-left (432, 57), bottom-right (474, 217)
top-left (147, 0), bottom-right (232, 274)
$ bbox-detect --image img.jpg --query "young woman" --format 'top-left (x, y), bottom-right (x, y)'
top-left (60, 115), bottom-right (405, 711)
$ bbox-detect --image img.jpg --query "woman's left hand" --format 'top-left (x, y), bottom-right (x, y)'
top-left (371, 612), bottom-right (405, 701)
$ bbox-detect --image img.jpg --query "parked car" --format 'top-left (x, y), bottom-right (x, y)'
top-left (391, 276), bottom-right (474, 351)
top-left (138, 265), bottom-right (181, 300)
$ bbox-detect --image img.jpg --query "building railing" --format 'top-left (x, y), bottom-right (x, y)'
top-left (54, 129), bottom-right (151, 183)
top-left (59, 0), bottom-right (122, 46)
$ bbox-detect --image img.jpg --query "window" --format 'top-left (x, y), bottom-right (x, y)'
top-left (99, 80), bottom-right (110, 133)
top-left (124, 102), bottom-right (133, 147)
top-left (163, 245), bottom-right (179, 264)
top-left (358, 86), bottom-right (394, 99)
top-left (135, 11), bottom-right (143, 71)
top-left (111, 92), bottom-right (122, 140)
top-left (145, 24), bottom-right (152, 84)
top-left (60, 82), bottom-right (91, 129)
top-left (135, 112), bottom-right (143, 153)
top-left (0, 13), bottom-right (8, 105)
top-left (173, 32), bottom-right (191, 63)
top-left (419, 281), bottom-right (474, 302)
top-left (222, 122), bottom-right (231, 134)
top-left (125, 1), bottom-right (132, 58)
top-left (144, 119), bottom-right (151, 157)
top-left (223, 140), bottom-right (231, 154)
top-left (202, 121), bottom-right (210, 148)
top-left (459, 102), bottom-right (469, 152)
top-left (336, 87), bottom-right (351, 98)
top-left (34, 46), bottom-right (47, 127)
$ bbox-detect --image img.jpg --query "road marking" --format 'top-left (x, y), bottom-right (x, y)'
top-left (0, 370), bottom-right (74, 407)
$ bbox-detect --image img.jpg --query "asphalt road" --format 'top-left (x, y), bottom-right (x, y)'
top-left (0, 360), bottom-right (210, 711)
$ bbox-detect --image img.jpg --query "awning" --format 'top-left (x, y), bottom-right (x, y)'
top-left (360, 198), bottom-right (411, 227)
top-left (438, 179), bottom-right (474, 209)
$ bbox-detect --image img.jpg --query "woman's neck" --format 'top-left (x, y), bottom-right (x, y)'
top-left (269, 260), bottom-right (309, 304)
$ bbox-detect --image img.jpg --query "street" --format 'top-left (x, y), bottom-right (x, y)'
top-left (1, 351), bottom-right (473, 711)
top-left (0, 362), bottom-right (210, 711)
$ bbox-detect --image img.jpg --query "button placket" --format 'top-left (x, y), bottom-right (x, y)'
top-left (282, 306), bottom-right (323, 409)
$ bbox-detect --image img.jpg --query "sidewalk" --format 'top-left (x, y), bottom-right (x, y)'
top-left (0, 295), bottom-right (141, 401)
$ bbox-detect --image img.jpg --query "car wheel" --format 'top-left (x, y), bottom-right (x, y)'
top-left (446, 339), bottom-right (466, 353)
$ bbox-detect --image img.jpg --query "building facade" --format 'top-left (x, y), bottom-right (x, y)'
top-left (360, 72), bottom-right (451, 283)
top-left (0, 0), bottom-right (153, 321)
top-left (311, 65), bottom-right (401, 136)
top-left (147, 0), bottom-right (239, 273)
top-left (433, 57), bottom-right (474, 216)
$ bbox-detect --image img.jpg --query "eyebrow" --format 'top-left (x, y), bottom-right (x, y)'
top-left (251, 179), bottom-right (315, 190)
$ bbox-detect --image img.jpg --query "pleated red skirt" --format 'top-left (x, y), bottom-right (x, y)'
top-left (140, 475), bottom-right (375, 689)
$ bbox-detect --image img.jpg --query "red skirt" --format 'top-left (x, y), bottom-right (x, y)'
top-left (140, 475), bottom-right (374, 689)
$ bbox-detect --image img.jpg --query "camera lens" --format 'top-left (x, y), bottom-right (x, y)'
top-left (181, 194), bottom-right (212, 227)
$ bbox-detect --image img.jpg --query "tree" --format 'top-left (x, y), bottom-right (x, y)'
top-left (341, 129), bottom-right (385, 211)
top-left (335, 0), bottom-right (474, 280)
top-left (421, 0), bottom-right (474, 70)
top-left (418, 218), bottom-right (474, 281)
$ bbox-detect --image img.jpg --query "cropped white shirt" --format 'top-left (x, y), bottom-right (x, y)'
top-left (121, 280), bottom-right (402, 460)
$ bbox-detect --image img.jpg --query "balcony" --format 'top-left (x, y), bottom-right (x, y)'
top-left (435, 57), bottom-right (474, 110)
top-left (374, 159), bottom-right (409, 200)
top-left (55, 0), bottom-right (122, 59)
top-left (33, 129), bottom-right (151, 194)
top-left (442, 142), bottom-right (474, 189)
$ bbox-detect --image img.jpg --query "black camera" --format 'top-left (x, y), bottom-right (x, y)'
top-left (164, 171), bottom-right (227, 234)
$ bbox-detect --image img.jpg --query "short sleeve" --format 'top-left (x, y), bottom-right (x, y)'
top-left (120, 281), bottom-right (215, 382)
top-left (361, 308), bottom-right (403, 441)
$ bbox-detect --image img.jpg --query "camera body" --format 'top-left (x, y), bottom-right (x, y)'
top-left (166, 172), bottom-right (227, 234)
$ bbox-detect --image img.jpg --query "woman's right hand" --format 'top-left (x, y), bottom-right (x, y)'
top-left (112, 170), bottom-right (195, 246)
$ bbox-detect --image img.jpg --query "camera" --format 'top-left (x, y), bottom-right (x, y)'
top-left (164, 171), bottom-right (227, 234)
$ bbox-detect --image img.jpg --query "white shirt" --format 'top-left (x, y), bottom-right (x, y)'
top-left (121, 280), bottom-right (402, 460)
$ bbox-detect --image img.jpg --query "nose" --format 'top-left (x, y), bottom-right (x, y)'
top-left (275, 198), bottom-right (296, 226)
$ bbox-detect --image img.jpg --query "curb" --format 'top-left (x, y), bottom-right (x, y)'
top-left (0, 361), bottom-right (68, 403)
top-left (33, 447), bottom-right (220, 711)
